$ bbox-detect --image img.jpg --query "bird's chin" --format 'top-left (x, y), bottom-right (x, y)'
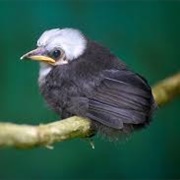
top-left (40, 62), bottom-right (52, 67)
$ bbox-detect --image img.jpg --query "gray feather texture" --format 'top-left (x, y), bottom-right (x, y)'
top-left (38, 33), bottom-right (156, 139)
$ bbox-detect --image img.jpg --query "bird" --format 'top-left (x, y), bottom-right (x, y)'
top-left (21, 28), bottom-right (156, 140)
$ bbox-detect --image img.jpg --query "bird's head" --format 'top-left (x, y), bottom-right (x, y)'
top-left (20, 28), bottom-right (87, 66)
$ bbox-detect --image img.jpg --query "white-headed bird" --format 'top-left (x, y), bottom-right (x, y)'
top-left (21, 28), bottom-right (156, 139)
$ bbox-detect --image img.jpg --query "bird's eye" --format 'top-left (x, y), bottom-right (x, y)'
top-left (52, 49), bottom-right (61, 59)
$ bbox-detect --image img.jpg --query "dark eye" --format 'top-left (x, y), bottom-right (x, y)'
top-left (52, 49), bottom-right (61, 59)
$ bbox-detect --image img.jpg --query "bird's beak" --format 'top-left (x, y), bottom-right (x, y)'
top-left (20, 48), bottom-right (56, 65)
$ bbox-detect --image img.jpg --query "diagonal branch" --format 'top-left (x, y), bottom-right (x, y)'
top-left (152, 73), bottom-right (180, 106)
top-left (0, 72), bottom-right (180, 149)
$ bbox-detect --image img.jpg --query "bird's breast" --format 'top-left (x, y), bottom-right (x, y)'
top-left (39, 64), bottom-right (103, 117)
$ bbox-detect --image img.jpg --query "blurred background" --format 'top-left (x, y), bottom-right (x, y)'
top-left (0, 0), bottom-right (180, 179)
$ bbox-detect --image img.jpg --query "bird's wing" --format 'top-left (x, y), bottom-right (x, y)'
top-left (85, 69), bottom-right (154, 129)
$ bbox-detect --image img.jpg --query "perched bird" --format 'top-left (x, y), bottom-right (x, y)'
top-left (21, 28), bottom-right (156, 139)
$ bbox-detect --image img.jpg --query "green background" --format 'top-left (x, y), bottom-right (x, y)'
top-left (0, 0), bottom-right (180, 179)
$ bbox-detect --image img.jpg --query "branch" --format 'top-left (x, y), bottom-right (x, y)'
top-left (152, 73), bottom-right (180, 107)
top-left (0, 72), bottom-right (180, 149)
top-left (0, 117), bottom-right (91, 148)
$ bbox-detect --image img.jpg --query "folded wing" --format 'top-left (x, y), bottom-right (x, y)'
top-left (86, 69), bottom-right (155, 129)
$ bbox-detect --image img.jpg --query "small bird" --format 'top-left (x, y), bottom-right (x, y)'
top-left (21, 28), bottom-right (155, 139)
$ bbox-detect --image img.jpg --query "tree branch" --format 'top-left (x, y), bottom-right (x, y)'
top-left (152, 73), bottom-right (180, 107)
top-left (0, 72), bottom-right (180, 149)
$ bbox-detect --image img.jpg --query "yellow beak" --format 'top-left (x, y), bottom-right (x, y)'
top-left (20, 48), bottom-right (56, 65)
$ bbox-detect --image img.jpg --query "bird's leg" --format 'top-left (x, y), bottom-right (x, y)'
top-left (83, 137), bottom-right (95, 149)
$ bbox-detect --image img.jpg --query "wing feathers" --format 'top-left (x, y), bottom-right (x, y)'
top-left (86, 69), bottom-right (154, 129)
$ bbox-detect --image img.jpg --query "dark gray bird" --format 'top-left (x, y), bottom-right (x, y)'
top-left (21, 28), bottom-right (156, 139)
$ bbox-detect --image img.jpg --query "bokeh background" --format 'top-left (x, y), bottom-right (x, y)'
top-left (0, 0), bottom-right (180, 179)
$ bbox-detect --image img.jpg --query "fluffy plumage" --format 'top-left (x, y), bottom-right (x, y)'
top-left (20, 28), bottom-right (156, 139)
top-left (37, 32), bottom-right (156, 138)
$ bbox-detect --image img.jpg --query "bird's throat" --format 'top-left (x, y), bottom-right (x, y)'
top-left (38, 63), bottom-right (53, 85)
